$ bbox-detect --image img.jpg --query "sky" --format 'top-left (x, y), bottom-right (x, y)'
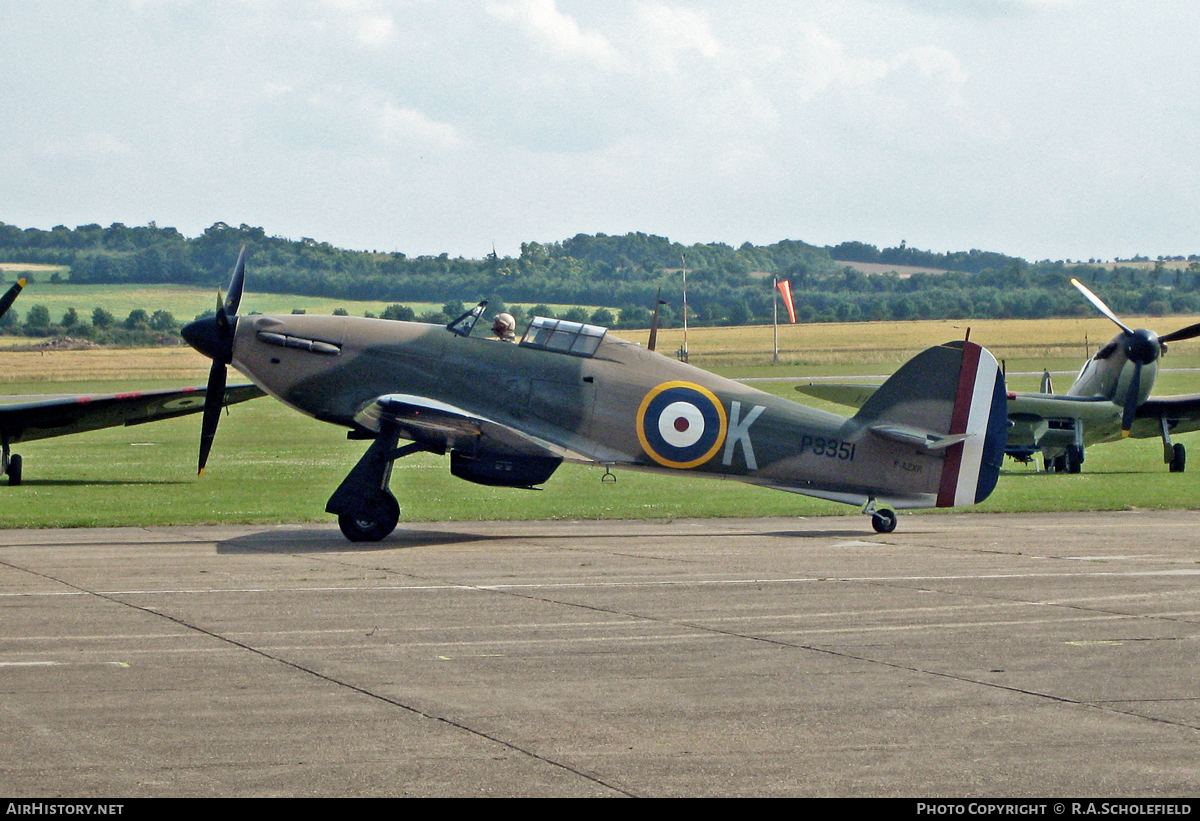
top-left (3, 0), bottom-right (1199, 262)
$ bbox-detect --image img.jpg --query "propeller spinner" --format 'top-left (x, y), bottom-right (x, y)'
top-left (181, 247), bottom-right (246, 475)
top-left (1071, 278), bottom-right (1200, 436)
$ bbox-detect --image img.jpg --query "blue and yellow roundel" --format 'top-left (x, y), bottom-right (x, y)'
top-left (636, 381), bottom-right (728, 469)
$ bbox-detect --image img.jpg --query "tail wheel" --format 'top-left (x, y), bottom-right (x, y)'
top-left (338, 493), bottom-right (400, 542)
top-left (871, 508), bottom-right (897, 533)
top-left (8, 453), bottom-right (22, 486)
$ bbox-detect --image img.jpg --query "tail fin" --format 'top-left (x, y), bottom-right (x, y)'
top-left (1041, 369), bottom-right (1053, 394)
top-left (855, 340), bottom-right (1007, 508)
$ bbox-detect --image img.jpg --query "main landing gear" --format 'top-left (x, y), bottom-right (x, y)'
top-left (1044, 445), bottom-right (1083, 474)
top-left (325, 422), bottom-right (423, 542)
top-left (1161, 417), bottom-right (1186, 473)
top-left (2, 437), bottom-right (21, 486)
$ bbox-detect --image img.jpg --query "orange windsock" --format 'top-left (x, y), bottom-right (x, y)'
top-left (777, 279), bottom-right (796, 323)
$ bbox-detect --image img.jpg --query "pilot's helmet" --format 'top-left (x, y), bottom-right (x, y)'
top-left (493, 313), bottom-right (516, 335)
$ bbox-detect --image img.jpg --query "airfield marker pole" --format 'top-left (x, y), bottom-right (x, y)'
top-left (773, 276), bottom-right (779, 363)
top-left (681, 255), bottom-right (689, 362)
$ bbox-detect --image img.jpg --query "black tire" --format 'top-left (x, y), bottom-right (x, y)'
top-left (1170, 443), bottom-right (1186, 473)
top-left (871, 508), bottom-right (897, 534)
top-left (338, 493), bottom-right (400, 542)
top-left (8, 453), bottom-right (22, 486)
top-left (1066, 446), bottom-right (1083, 474)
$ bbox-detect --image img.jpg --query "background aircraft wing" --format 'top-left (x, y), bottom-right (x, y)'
top-left (354, 393), bottom-right (567, 458)
top-left (1003, 392), bottom-right (1120, 449)
top-left (1136, 394), bottom-right (1200, 436)
top-left (794, 382), bottom-right (879, 409)
top-left (0, 384), bottom-right (264, 444)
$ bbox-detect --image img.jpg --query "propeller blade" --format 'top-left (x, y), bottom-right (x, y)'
top-left (648, 287), bottom-right (663, 352)
top-left (224, 246), bottom-right (246, 316)
top-left (1071, 278), bottom-right (1132, 335)
top-left (0, 279), bottom-right (26, 322)
top-left (1121, 360), bottom-right (1141, 437)
top-left (1159, 320), bottom-right (1200, 344)
top-left (198, 360), bottom-right (227, 475)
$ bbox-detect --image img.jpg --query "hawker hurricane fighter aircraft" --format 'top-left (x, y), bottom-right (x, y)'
top-left (798, 278), bottom-right (1200, 474)
top-left (183, 250), bottom-right (1008, 541)
top-left (0, 277), bottom-right (263, 485)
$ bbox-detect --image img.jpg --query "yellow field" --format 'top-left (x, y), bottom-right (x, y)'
top-left (627, 315), bottom-right (1191, 368)
top-left (0, 346), bottom-right (212, 384)
top-left (0, 263), bottom-right (68, 274)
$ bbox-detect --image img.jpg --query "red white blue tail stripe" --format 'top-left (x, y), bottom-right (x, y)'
top-left (936, 341), bottom-right (1007, 507)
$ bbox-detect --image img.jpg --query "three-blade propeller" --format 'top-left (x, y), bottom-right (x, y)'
top-left (1072, 277), bottom-right (1200, 436)
top-left (181, 247), bottom-right (246, 475)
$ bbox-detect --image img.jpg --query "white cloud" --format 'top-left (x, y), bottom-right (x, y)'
top-left (636, 3), bottom-right (721, 69)
top-left (896, 45), bottom-right (967, 86)
top-left (39, 133), bottom-right (134, 157)
top-left (378, 103), bottom-right (465, 148)
top-left (775, 23), bottom-right (890, 102)
top-left (486, 0), bottom-right (621, 68)
top-left (352, 13), bottom-right (395, 46)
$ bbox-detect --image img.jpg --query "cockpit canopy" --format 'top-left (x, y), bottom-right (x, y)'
top-left (520, 317), bottom-right (607, 358)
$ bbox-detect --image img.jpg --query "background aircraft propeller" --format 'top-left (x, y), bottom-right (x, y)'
top-left (1071, 277), bottom-right (1200, 436)
top-left (0, 278), bottom-right (26, 322)
top-left (182, 247), bottom-right (246, 475)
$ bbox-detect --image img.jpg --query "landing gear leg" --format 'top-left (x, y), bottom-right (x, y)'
top-left (326, 424), bottom-right (424, 542)
top-left (1161, 416), bottom-right (1186, 473)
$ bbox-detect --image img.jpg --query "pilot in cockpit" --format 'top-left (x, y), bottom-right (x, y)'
top-left (491, 312), bottom-right (517, 342)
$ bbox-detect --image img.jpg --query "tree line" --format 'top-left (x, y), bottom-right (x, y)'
top-left (2, 220), bottom-right (1199, 333)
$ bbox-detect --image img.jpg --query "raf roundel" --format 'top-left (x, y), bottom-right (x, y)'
top-left (636, 381), bottom-right (728, 469)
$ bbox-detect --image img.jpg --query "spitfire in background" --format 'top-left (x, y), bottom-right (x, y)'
top-left (799, 278), bottom-right (1200, 474)
top-left (183, 250), bottom-right (1008, 541)
top-left (0, 276), bottom-right (263, 485)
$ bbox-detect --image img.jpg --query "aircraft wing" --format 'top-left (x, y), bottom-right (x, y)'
top-left (1136, 394), bottom-right (1200, 436)
top-left (354, 393), bottom-right (564, 458)
top-left (794, 383), bottom-right (878, 409)
top-left (0, 384), bottom-right (265, 444)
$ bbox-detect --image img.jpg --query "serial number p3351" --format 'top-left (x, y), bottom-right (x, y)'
top-left (799, 436), bottom-right (856, 461)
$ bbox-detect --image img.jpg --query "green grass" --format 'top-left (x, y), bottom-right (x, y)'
top-left (5, 308), bottom-right (1200, 530)
top-left (2, 364), bottom-right (1199, 530)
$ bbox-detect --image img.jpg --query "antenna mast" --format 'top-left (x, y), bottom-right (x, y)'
top-left (680, 254), bottom-right (689, 362)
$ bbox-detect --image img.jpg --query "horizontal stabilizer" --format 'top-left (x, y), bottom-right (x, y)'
top-left (869, 424), bottom-right (971, 451)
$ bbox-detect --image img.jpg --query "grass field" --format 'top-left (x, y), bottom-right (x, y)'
top-left (2, 315), bottom-right (1199, 529)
